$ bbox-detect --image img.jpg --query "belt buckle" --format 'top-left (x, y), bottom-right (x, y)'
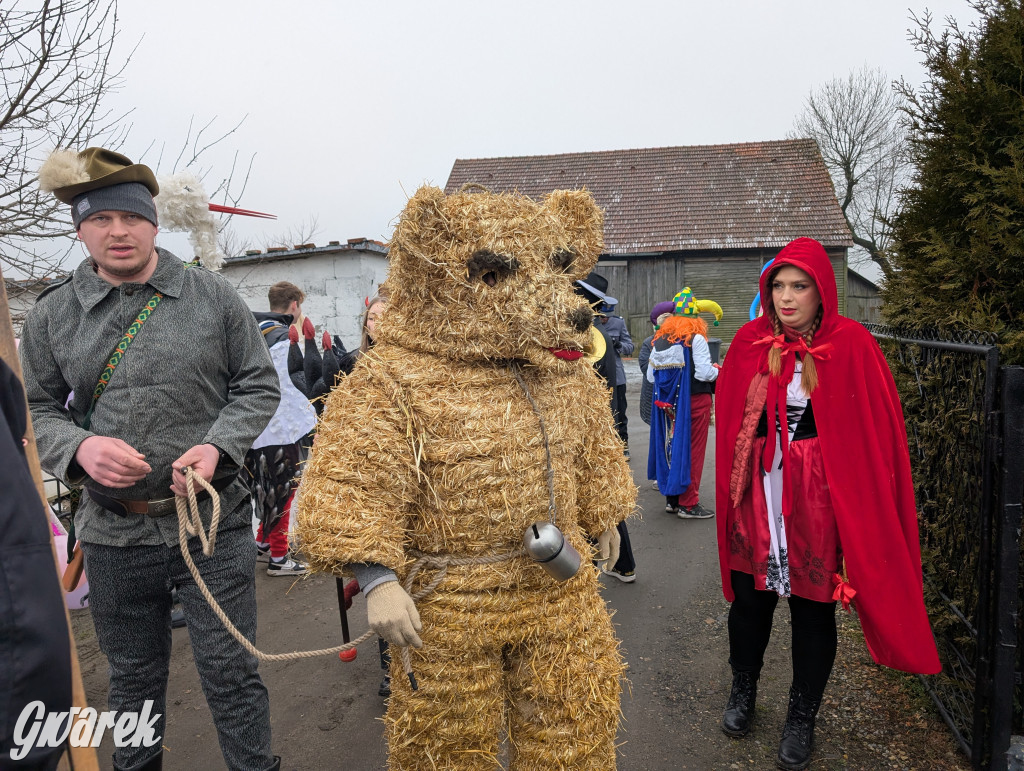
top-left (146, 496), bottom-right (178, 518)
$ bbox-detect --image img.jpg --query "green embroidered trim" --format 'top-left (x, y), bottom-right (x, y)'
top-left (81, 261), bottom-right (196, 431)
top-left (91, 291), bottom-right (164, 402)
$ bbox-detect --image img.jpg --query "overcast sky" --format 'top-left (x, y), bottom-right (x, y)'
top-left (105, 0), bottom-right (977, 273)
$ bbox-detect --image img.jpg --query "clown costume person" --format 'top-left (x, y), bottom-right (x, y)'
top-left (715, 237), bottom-right (939, 770)
top-left (647, 287), bottom-right (723, 517)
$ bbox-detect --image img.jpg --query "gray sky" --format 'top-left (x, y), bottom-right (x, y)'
top-left (107, 0), bottom-right (976, 273)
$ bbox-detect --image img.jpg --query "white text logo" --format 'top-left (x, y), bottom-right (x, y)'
top-left (11, 701), bottom-right (161, 761)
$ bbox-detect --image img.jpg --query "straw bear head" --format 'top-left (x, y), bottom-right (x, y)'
top-left (379, 185), bottom-right (604, 366)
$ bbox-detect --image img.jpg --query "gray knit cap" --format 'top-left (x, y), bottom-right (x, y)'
top-left (71, 181), bottom-right (159, 229)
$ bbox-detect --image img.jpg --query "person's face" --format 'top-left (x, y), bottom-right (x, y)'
top-left (771, 265), bottom-right (821, 335)
top-left (77, 210), bottom-right (158, 284)
top-left (366, 301), bottom-right (386, 340)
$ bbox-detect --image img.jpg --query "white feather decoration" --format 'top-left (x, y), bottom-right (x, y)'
top-left (155, 172), bottom-right (225, 271)
top-left (38, 150), bottom-right (89, 193)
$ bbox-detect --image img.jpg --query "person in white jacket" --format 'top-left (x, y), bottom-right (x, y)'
top-left (646, 287), bottom-right (722, 518)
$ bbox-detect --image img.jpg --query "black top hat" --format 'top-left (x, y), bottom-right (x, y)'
top-left (574, 271), bottom-right (617, 306)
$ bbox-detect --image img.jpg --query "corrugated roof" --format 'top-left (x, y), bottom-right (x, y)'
top-left (445, 139), bottom-right (853, 253)
top-left (221, 238), bottom-right (388, 267)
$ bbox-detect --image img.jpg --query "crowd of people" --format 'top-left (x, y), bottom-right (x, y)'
top-left (5, 146), bottom-right (939, 771)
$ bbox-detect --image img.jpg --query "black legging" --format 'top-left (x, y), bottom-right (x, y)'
top-left (727, 571), bottom-right (837, 702)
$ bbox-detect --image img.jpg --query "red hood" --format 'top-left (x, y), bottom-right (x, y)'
top-left (757, 237), bottom-right (839, 335)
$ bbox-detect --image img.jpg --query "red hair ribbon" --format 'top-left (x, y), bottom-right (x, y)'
top-left (754, 333), bottom-right (787, 350)
top-left (796, 338), bottom-right (835, 361)
top-left (832, 573), bottom-right (857, 612)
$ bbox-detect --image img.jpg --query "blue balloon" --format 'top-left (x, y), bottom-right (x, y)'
top-left (749, 258), bottom-right (775, 320)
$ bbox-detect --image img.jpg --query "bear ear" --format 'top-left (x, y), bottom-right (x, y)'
top-left (542, 189), bottom-right (604, 275)
top-left (394, 185), bottom-right (450, 250)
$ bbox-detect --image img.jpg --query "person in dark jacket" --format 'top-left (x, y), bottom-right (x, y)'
top-left (639, 301), bottom-right (676, 427)
top-left (578, 273), bottom-right (634, 453)
top-left (574, 278), bottom-right (637, 583)
top-left (1, 356), bottom-right (73, 771)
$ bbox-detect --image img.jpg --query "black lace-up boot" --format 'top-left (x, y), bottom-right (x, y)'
top-left (721, 669), bottom-right (758, 737)
top-left (777, 686), bottom-right (821, 770)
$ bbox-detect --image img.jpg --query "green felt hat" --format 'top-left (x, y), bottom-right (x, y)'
top-left (42, 147), bottom-right (159, 204)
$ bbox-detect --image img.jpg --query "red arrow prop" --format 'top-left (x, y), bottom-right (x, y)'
top-left (207, 203), bottom-right (277, 219)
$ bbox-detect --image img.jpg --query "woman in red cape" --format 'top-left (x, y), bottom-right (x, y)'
top-left (714, 237), bottom-right (939, 770)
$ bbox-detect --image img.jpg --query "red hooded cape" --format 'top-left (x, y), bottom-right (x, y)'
top-left (715, 238), bottom-right (940, 674)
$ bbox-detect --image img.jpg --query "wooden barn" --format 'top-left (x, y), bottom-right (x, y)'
top-left (445, 139), bottom-right (854, 349)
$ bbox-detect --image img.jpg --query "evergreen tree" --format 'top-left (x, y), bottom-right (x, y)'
top-left (884, 0), bottom-right (1024, 363)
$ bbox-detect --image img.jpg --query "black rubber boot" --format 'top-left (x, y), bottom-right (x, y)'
top-left (721, 669), bottom-right (758, 737)
top-left (777, 686), bottom-right (820, 770)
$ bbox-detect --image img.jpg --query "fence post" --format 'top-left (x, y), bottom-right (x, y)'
top-left (993, 366), bottom-right (1024, 770)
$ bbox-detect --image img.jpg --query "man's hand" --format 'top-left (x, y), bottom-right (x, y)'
top-left (366, 581), bottom-right (422, 648)
top-left (171, 443), bottom-right (221, 496)
top-left (75, 436), bottom-right (151, 488)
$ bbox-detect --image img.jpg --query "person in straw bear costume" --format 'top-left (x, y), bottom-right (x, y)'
top-left (297, 184), bottom-right (637, 770)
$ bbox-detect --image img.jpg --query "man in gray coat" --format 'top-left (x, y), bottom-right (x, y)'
top-left (578, 272), bottom-right (634, 453)
top-left (20, 148), bottom-right (281, 771)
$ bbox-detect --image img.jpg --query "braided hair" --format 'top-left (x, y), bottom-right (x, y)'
top-left (765, 265), bottom-right (824, 395)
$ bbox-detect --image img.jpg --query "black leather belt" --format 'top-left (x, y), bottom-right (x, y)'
top-left (87, 474), bottom-right (238, 518)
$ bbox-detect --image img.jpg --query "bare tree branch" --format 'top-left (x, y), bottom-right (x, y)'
top-left (789, 66), bottom-right (911, 281)
top-left (261, 216), bottom-right (321, 250)
top-left (1, 0), bottom-right (132, 325)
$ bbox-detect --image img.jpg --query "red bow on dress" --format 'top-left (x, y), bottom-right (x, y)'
top-left (832, 573), bottom-right (857, 612)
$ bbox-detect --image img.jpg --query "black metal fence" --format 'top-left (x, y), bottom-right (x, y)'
top-left (867, 325), bottom-right (1023, 770)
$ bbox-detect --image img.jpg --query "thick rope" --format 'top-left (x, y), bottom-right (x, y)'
top-left (175, 468), bottom-right (373, 661)
top-left (174, 469), bottom-right (523, 669)
top-left (509, 362), bottom-right (557, 524)
top-left (397, 547), bottom-right (527, 682)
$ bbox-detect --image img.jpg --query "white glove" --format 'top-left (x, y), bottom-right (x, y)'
top-left (597, 527), bottom-right (621, 570)
top-left (366, 581), bottom-right (423, 648)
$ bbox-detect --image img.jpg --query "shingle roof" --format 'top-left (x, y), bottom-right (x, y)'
top-left (445, 139), bottom-right (853, 254)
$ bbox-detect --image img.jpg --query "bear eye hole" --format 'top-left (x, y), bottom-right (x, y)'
top-left (467, 250), bottom-right (519, 287)
top-left (550, 249), bottom-right (576, 273)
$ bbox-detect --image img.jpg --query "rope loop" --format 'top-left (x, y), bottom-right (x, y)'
top-left (173, 467), bottom-right (371, 662)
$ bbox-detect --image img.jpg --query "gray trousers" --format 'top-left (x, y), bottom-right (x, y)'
top-left (82, 523), bottom-right (273, 770)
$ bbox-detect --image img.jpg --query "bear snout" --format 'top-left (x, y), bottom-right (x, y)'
top-left (568, 305), bottom-right (593, 333)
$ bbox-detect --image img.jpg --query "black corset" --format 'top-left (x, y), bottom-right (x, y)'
top-left (755, 399), bottom-right (817, 441)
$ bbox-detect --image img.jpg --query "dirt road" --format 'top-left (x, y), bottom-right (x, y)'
top-left (71, 370), bottom-right (966, 770)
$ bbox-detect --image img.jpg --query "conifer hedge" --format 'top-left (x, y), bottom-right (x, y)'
top-left (884, 0), bottom-right (1024, 364)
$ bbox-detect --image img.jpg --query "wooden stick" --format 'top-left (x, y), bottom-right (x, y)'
top-left (0, 270), bottom-right (99, 771)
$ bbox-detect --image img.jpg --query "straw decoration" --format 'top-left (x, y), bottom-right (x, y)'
top-left (297, 185), bottom-right (637, 770)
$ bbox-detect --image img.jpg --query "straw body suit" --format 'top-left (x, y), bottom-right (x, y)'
top-left (298, 186), bottom-right (637, 770)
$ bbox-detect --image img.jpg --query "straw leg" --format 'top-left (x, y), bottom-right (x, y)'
top-left (384, 636), bottom-right (506, 770)
top-left (383, 585), bottom-right (621, 771)
top-left (505, 592), bottom-right (621, 771)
